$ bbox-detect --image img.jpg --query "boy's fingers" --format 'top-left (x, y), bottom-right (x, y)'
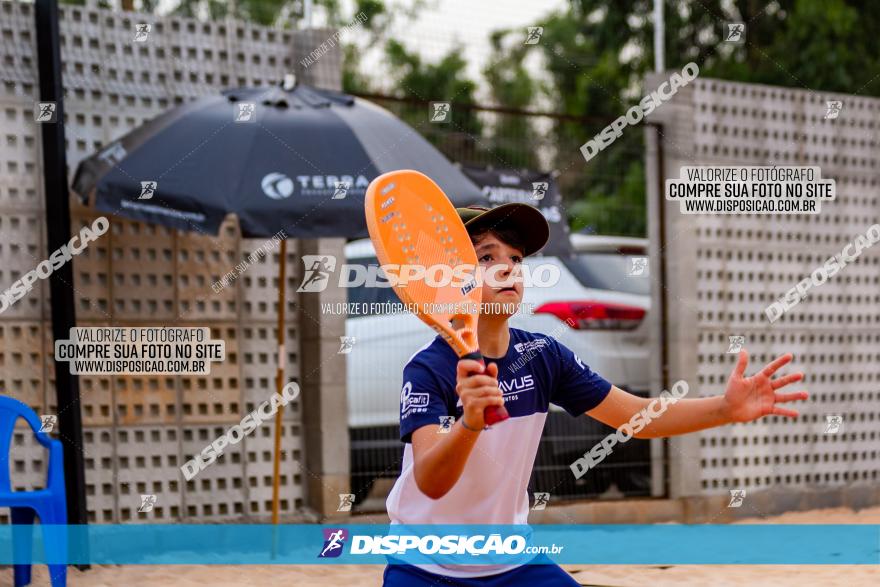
top-left (456, 359), bottom-right (484, 377)
top-left (774, 391), bottom-right (809, 403)
top-left (461, 375), bottom-right (499, 389)
top-left (733, 350), bottom-right (749, 378)
top-left (760, 353), bottom-right (793, 378)
top-left (472, 396), bottom-right (505, 409)
top-left (771, 373), bottom-right (803, 389)
top-left (771, 406), bottom-right (799, 418)
top-left (465, 386), bottom-right (503, 399)
top-left (485, 362), bottom-right (498, 378)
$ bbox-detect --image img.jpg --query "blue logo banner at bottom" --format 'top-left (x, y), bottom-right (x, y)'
top-left (0, 524), bottom-right (877, 565)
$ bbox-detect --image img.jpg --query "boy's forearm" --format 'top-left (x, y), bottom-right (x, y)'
top-left (636, 395), bottom-right (732, 438)
top-left (413, 421), bottom-right (481, 499)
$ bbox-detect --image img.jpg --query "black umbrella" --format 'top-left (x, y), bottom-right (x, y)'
top-left (73, 78), bottom-right (484, 237)
top-left (72, 76), bottom-right (486, 523)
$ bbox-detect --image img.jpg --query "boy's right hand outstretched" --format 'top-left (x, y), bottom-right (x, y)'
top-left (455, 360), bottom-right (504, 430)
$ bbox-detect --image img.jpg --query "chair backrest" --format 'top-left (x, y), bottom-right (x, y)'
top-left (0, 396), bottom-right (50, 492)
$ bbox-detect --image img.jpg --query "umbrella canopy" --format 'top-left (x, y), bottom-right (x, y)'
top-left (72, 80), bottom-right (485, 238)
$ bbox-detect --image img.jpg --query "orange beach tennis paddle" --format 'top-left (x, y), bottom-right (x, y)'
top-left (364, 169), bottom-right (509, 425)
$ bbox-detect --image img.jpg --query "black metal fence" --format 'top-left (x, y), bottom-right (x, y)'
top-left (353, 93), bottom-right (647, 237)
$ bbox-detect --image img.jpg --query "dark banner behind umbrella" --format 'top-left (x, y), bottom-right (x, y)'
top-left (461, 166), bottom-right (572, 257)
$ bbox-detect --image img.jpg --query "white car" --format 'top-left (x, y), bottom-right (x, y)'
top-left (345, 235), bottom-right (651, 504)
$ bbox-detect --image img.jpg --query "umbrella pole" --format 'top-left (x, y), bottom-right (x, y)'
top-left (271, 238), bottom-right (288, 525)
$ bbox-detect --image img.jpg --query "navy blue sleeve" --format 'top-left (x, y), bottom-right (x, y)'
top-left (399, 358), bottom-right (454, 443)
top-left (549, 340), bottom-right (612, 416)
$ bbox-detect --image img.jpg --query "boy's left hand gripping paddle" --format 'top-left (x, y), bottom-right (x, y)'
top-left (364, 170), bottom-right (509, 425)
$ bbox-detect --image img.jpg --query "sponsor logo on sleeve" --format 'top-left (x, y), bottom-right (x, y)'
top-left (401, 381), bottom-right (430, 416)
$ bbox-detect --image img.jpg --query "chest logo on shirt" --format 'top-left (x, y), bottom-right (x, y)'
top-left (455, 374), bottom-right (535, 409)
top-left (514, 339), bottom-right (549, 354)
top-left (498, 374), bottom-right (535, 396)
top-left (401, 381), bottom-right (429, 415)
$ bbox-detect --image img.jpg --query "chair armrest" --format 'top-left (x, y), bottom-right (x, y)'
top-left (32, 426), bottom-right (54, 449)
top-left (26, 416), bottom-right (55, 450)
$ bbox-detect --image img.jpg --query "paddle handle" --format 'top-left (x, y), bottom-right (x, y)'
top-left (461, 351), bottom-right (510, 426)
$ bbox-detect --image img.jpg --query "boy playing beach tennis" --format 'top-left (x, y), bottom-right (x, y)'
top-left (383, 203), bottom-right (808, 586)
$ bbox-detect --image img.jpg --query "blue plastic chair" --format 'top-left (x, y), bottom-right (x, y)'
top-left (0, 396), bottom-right (67, 587)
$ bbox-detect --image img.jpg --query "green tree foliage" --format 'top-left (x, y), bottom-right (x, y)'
top-left (480, 30), bottom-right (540, 170)
top-left (518, 2), bottom-right (651, 236)
top-left (168, 0), bottom-right (294, 27)
top-left (382, 39), bottom-right (483, 160)
top-left (160, 0), bottom-right (343, 28)
top-left (341, 0), bottom-right (397, 94)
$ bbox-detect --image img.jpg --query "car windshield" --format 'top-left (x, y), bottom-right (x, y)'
top-left (561, 252), bottom-right (650, 296)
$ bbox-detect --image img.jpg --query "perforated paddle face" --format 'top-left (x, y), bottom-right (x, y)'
top-left (365, 170), bottom-right (481, 357)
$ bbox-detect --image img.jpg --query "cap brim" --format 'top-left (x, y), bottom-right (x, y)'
top-left (461, 203), bottom-right (549, 257)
